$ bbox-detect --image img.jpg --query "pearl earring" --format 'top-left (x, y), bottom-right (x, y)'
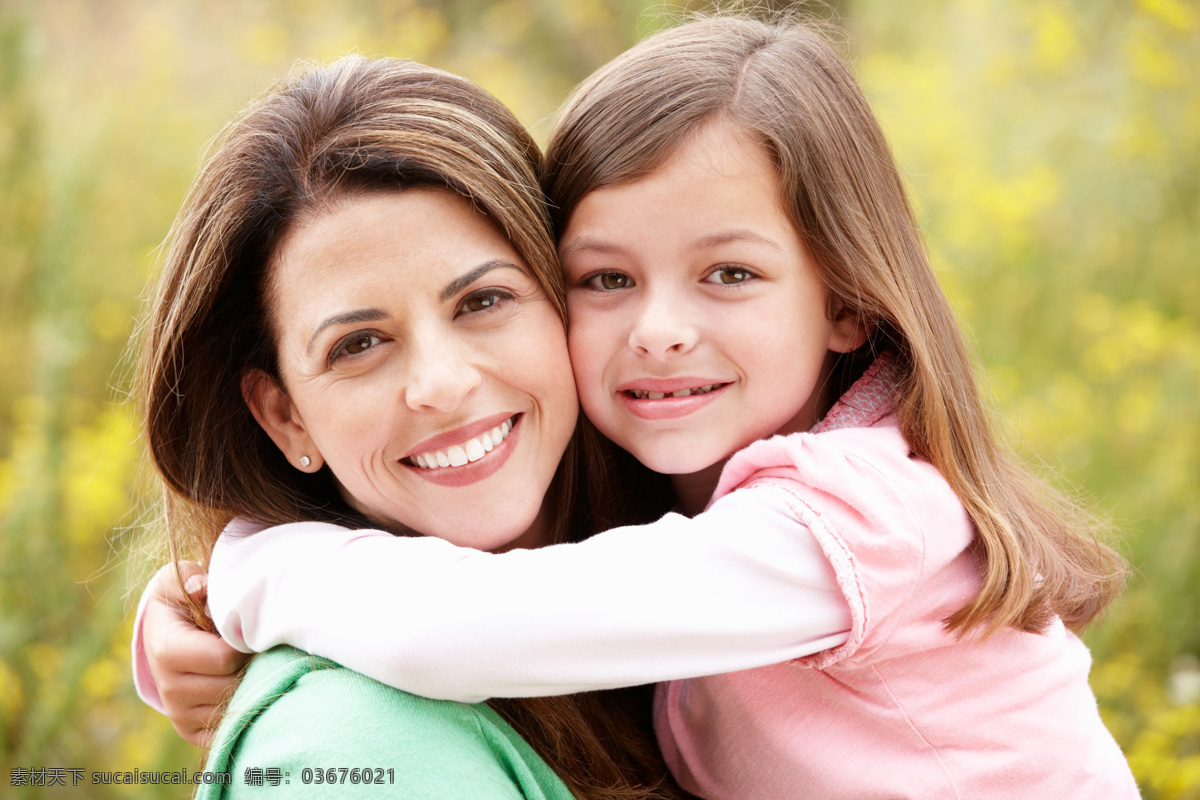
top-left (299, 456), bottom-right (311, 468)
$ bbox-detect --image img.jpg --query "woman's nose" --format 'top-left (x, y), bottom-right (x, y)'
top-left (402, 333), bottom-right (483, 412)
top-left (626, 289), bottom-right (699, 358)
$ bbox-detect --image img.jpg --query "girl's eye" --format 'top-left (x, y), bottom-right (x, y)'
top-left (584, 272), bottom-right (632, 291)
top-left (458, 289), bottom-right (512, 316)
top-left (705, 266), bottom-right (754, 285)
top-left (331, 332), bottom-right (381, 364)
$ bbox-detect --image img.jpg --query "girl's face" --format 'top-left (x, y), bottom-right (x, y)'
top-left (560, 121), bottom-right (863, 493)
top-left (247, 188), bottom-right (578, 552)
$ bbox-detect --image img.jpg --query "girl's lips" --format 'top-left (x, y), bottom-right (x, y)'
top-left (617, 382), bottom-right (730, 420)
top-left (623, 382), bottom-right (726, 400)
top-left (403, 414), bottom-right (521, 487)
top-left (616, 377), bottom-right (729, 396)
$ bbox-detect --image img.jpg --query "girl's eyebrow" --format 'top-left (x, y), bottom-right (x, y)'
top-left (693, 229), bottom-right (784, 252)
top-left (306, 309), bottom-right (388, 356)
top-left (558, 237), bottom-right (628, 261)
top-left (439, 260), bottom-right (524, 302)
top-left (560, 230), bottom-right (783, 261)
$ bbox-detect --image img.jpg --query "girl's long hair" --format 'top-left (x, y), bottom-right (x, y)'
top-left (545, 15), bottom-right (1124, 636)
top-left (136, 55), bottom-right (684, 800)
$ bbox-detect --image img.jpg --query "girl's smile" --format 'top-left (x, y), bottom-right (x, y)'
top-left (560, 120), bottom-right (864, 510)
top-left (616, 378), bottom-right (731, 420)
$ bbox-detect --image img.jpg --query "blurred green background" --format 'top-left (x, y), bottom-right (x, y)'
top-left (0, 0), bottom-right (1196, 796)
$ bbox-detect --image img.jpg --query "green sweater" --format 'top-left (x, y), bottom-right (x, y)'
top-left (198, 646), bottom-right (576, 799)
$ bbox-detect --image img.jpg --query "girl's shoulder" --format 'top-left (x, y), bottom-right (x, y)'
top-left (712, 357), bottom-right (979, 669)
top-left (715, 353), bottom-right (939, 507)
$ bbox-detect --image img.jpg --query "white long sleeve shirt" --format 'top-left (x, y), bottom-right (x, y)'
top-left (197, 483), bottom-right (851, 702)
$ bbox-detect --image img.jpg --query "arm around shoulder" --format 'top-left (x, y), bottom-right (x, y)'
top-left (208, 489), bottom-right (850, 700)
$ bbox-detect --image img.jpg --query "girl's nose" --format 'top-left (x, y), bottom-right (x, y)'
top-left (402, 333), bottom-right (483, 412)
top-left (626, 290), bottom-right (699, 358)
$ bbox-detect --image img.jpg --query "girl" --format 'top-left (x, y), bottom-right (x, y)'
top-left (138, 16), bottom-right (1137, 799)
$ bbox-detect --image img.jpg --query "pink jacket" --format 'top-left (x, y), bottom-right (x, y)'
top-left (655, 357), bottom-right (1139, 799)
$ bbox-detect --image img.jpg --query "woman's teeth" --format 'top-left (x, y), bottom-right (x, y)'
top-left (408, 418), bottom-right (514, 470)
top-left (628, 384), bottom-right (721, 400)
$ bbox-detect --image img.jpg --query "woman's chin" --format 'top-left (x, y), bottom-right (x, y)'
top-left (433, 524), bottom-right (543, 553)
top-left (382, 504), bottom-right (549, 553)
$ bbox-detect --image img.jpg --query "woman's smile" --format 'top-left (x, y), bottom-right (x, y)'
top-left (401, 412), bottom-right (521, 488)
top-left (250, 188), bottom-right (578, 552)
top-left (402, 412), bottom-right (517, 470)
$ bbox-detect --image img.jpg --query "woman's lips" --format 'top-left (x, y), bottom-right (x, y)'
top-left (406, 416), bottom-right (515, 469)
top-left (401, 413), bottom-right (520, 487)
top-left (402, 411), bottom-right (514, 460)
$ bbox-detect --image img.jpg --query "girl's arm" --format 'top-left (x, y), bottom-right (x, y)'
top-left (208, 483), bottom-right (850, 703)
top-left (132, 562), bottom-right (250, 744)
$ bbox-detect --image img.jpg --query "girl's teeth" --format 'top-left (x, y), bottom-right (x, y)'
top-left (408, 417), bottom-right (515, 469)
top-left (632, 384), bottom-right (720, 400)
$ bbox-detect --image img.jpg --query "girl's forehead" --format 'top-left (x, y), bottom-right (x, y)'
top-left (566, 122), bottom-right (784, 228)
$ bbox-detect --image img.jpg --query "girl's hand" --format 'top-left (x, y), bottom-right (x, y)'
top-left (143, 561), bottom-right (250, 746)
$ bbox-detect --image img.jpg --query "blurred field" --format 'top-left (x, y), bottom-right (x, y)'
top-left (0, 0), bottom-right (1196, 796)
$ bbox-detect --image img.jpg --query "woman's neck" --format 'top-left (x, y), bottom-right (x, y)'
top-left (494, 501), bottom-right (554, 552)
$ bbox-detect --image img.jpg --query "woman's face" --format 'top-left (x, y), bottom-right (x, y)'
top-left (247, 188), bottom-right (578, 551)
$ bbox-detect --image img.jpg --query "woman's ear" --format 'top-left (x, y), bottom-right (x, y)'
top-left (241, 369), bottom-right (324, 472)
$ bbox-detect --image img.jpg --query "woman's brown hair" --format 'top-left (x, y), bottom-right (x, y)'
top-left (137, 55), bottom-right (683, 800)
top-left (545, 15), bottom-right (1124, 637)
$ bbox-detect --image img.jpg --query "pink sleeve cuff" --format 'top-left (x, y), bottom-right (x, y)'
top-left (130, 565), bottom-right (171, 714)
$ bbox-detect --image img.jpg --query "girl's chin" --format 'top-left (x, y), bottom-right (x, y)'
top-left (624, 448), bottom-right (723, 478)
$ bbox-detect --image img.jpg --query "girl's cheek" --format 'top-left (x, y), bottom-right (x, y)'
top-left (565, 326), bottom-right (605, 400)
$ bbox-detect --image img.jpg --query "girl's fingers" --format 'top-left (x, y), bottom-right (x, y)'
top-left (168, 703), bottom-right (224, 748)
top-left (152, 613), bottom-right (249, 677)
top-left (159, 671), bottom-right (244, 712)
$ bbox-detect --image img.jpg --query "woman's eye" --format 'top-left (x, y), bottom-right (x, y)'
top-left (459, 290), bottom-right (512, 315)
top-left (585, 272), bottom-right (632, 291)
top-left (706, 266), bottom-right (753, 285)
top-left (331, 333), bottom-right (380, 363)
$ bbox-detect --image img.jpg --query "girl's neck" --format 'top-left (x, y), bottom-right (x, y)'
top-left (670, 458), bottom-right (729, 517)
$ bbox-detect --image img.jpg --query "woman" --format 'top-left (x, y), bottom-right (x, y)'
top-left (135, 54), bottom-right (681, 799)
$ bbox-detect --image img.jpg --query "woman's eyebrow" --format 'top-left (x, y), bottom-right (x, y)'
top-left (306, 308), bottom-right (388, 356)
top-left (440, 260), bottom-right (523, 302)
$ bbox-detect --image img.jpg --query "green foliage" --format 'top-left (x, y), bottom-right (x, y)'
top-left (0, 0), bottom-right (1195, 796)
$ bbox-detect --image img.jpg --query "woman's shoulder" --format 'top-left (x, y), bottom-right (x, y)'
top-left (200, 646), bottom-right (573, 799)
